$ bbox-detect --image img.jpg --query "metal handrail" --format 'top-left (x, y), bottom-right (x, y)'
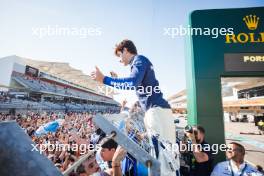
top-left (62, 152), bottom-right (94, 176)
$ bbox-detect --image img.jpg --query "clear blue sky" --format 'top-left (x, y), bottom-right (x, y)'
top-left (0, 0), bottom-right (263, 105)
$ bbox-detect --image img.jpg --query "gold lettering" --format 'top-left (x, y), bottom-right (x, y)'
top-left (237, 33), bottom-right (249, 43)
top-left (260, 32), bottom-right (264, 42)
top-left (225, 34), bottom-right (237, 43)
top-left (226, 32), bottom-right (264, 44)
top-left (249, 33), bottom-right (261, 42)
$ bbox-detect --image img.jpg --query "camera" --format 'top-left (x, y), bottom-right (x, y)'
top-left (184, 125), bottom-right (198, 135)
top-left (184, 125), bottom-right (193, 133)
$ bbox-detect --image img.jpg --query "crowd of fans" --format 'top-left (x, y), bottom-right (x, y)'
top-left (0, 101), bottom-right (148, 176)
top-left (0, 111), bottom-right (95, 172)
top-left (0, 100), bottom-right (264, 175)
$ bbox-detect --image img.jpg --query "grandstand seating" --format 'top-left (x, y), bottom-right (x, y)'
top-left (0, 98), bottom-right (120, 112)
top-left (0, 72), bottom-right (120, 113)
top-left (12, 73), bottom-right (117, 105)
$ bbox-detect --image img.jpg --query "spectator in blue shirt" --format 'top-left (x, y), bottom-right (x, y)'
top-left (211, 142), bottom-right (263, 176)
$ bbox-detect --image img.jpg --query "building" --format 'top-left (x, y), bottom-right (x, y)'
top-left (168, 77), bottom-right (264, 122)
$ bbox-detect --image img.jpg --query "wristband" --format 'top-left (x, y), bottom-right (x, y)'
top-left (112, 162), bottom-right (120, 167)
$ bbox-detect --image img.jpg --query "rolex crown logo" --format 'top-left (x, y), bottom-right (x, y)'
top-left (243, 15), bottom-right (260, 30)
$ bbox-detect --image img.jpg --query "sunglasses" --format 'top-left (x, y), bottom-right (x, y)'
top-left (226, 147), bottom-right (239, 152)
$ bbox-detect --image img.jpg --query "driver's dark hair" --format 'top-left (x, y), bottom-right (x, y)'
top-left (115, 39), bottom-right (138, 56)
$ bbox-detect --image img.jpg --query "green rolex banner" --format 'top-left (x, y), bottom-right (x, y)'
top-left (186, 7), bottom-right (264, 164)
